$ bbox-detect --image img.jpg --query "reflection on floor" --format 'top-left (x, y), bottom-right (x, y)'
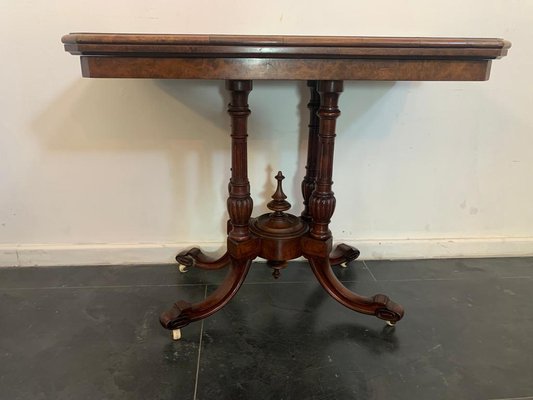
top-left (1, 257), bottom-right (532, 400)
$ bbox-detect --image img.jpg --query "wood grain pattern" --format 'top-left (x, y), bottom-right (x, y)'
top-left (80, 57), bottom-right (492, 81)
top-left (62, 33), bottom-right (510, 335)
top-left (301, 81), bottom-right (320, 223)
top-left (309, 80), bottom-right (343, 240)
top-left (63, 33), bottom-right (510, 81)
top-left (226, 80), bottom-right (254, 242)
top-left (62, 33), bottom-right (510, 57)
top-left (160, 257), bottom-right (252, 330)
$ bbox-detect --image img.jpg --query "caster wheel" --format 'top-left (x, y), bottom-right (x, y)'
top-left (386, 320), bottom-right (396, 327)
top-left (172, 329), bottom-right (182, 340)
top-left (340, 262), bottom-right (348, 268)
top-left (178, 264), bottom-right (188, 273)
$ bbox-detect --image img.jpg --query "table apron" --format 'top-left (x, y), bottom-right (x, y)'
top-left (80, 57), bottom-right (491, 81)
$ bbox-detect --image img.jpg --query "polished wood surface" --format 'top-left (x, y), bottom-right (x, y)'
top-left (62, 33), bottom-right (510, 57)
top-left (62, 33), bottom-right (510, 336)
top-left (62, 33), bottom-right (510, 80)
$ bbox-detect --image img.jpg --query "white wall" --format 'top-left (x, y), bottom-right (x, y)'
top-left (1, 1), bottom-right (532, 266)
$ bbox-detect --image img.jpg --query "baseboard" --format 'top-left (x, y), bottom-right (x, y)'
top-left (349, 237), bottom-right (533, 261)
top-left (0, 242), bottom-right (225, 267)
top-left (1, 237), bottom-right (532, 267)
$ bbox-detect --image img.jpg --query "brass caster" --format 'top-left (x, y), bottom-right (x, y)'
top-left (172, 329), bottom-right (182, 340)
top-left (340, 262), bottom-right (348, 268)
top-left (386, 320), bottom-right (396, 327)
top-left (178, 264), bottom-right (188, 273)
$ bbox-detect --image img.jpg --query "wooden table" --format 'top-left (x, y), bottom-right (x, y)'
top-left (62, 33), bottom-right (510, 339)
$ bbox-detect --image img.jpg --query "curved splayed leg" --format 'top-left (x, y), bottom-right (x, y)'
top-left (308, 256), bottom-right (404, 324)
top-left (176, 248), bottom-right (231, 272)
top-left (329, 243), bottom-right (360, 267)
top-left (160, 257), bottom-right (252, 333)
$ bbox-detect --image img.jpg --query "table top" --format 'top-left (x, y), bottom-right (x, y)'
top-left (62, 33), bottom-right (510, 81)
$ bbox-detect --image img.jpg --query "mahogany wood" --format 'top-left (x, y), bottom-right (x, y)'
top-left (301, 80), bottom-right (320, 223)
top-left (62, 33), bottom-right (510, 59)
top-left (63, 33), bottom-right (510, 81)
top-left (250, 171), bottom-right (308, 271)
top-left (309, 80), bottom-right (343, 240)
top-left (160, 257), bottom-right (251, 330)
top-left (226, 80), bottom-right (254, 243)
top-left (175, 248), bottom-right (230, 270)
top-left (307, 254), bottom-right (404, 323)
top-left (329, 243), bottom-right (361, 266)
top-left (62, 33), bottom-right (510, 336)
top-left (78, 57), bottom-right (493, 81)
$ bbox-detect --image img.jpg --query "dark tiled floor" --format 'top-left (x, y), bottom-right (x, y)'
top-left (1, 258), bottom-right (532, 400)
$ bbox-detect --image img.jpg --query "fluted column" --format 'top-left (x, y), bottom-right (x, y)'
top-left (226, 80), bottom-right (254, 242)
top-left (309, 80), bottom-right (343, 240)
top-left (301, 80), bottom-right (321, 223)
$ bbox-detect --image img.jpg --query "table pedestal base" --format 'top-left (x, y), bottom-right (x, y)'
top-left (159, 79), bottom-right (404, 338)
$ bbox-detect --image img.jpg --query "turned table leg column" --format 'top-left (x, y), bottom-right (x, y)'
top-left (301, 80), bottom-right (320, 224)
top-left (173, 80), bottom-right (256, 270)
top-left (309, 80), bottom-right (343, 240)
top-left (159, 80), bottom-right (257, 338)
top-left (304, 80), bottom-right (404, 326)
top-left (304, 80), bottom-right (360, 265)
top-left (226, 80), bottom-right (254, 243)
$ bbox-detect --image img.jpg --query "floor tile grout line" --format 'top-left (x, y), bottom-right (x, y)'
top-left (192, 320), bottom-right (204, 400)
top-left (362, 260), bottom-right (378, 282)
top-left (361, 277), bottom-right (478, 283)
top-left (395, 276), bottom-right (532, 282)
top-left (0, 278), bottom-right (369, 291)
top-left (1, 274), bottom-right (531, 292)
top-left (500, 276), bottom-right (533, 279)
top-left (341, 276), bottom-right (533, 283)
top-left (0, 283), bottom-right (209, 291)
top-left (243, 280), bottom-right (323, 285)
top-left (235, 279), bottom-right (372, 286)
top-left (487, 396), bottom-right (533, 400)
top-left (193, 284), bottom-right (208, 400)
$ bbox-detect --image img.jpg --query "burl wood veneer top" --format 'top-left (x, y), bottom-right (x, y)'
top-left (62, 33), bottom-right (510, 59)
top-left (62, 33), bottom-right (510, 80)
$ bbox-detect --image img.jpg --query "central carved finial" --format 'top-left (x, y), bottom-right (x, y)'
top-left (267, 171), bottom-right (291, 216)
top-left (250, 170), bottom-right (308, 280)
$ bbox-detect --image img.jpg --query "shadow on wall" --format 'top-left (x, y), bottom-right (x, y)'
top-left (31, 78), bottom-right (399, 241)
top-left (294, 80), bottom-right (400, 220)
top-left (32, 79), bottom-right (230, 239)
